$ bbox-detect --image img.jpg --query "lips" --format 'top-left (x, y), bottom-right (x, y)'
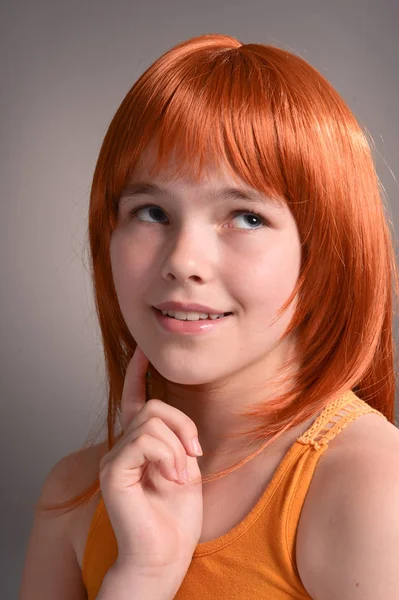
top-left (154, 301), bottom-right (231, 314)
top-left (154, 307), bottom-right (228, 319)
top-left (153, 305), bottom-right (232, 334)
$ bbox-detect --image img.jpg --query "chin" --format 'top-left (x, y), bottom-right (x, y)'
top-left (155, 365), bottom-right (211, 386)
top-left (145, 352), bottom-right (218, 387)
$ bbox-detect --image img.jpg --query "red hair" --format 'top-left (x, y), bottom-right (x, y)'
top-left (40, 33), bottom-right (398, 514)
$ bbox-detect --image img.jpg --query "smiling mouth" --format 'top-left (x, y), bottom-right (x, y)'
top-left (153, 307), bottom-right (233, 320)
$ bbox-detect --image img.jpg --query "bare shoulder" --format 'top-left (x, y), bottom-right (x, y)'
top-left (19, 439), bottom-right (107, 599)
top-left (59, 438), bottom-right (108, 497)
top-left (296, 412), bottom-right (399, 599)
top-left (62, 439), bottom-right (109, 567)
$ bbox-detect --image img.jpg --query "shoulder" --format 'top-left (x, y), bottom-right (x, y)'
top-left (19, 440), bottom-right (107, 599)
top-left (45, 440), bottom-right (109, 564)
top-left (37, 439), bottom-right (109, 539)
top-left (296, 412), bottom-right (399, 599)
top-left (42, 439), bottom-right (107, 506)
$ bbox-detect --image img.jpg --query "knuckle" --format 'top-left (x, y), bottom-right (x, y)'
top-left (188, 421), bottom-right (199, 438)
top-left (135, 432), bottom-right (151, 446)
top-left (180, 414), bottom-right (198, 436)
top-left (147, 415), bottom-right (164, 429)
top-left (163, 447), bottom-right (175, 462)
top-left (145, 397), bottom-right (163, 412)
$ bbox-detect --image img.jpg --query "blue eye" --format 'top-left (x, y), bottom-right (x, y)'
top-left (230, 210), bottom-right (268, 230)
top-left (129, 205), bottom-right (269, 230)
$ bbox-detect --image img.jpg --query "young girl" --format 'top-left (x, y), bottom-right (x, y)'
top-left (19, 33), bottom-right (399, 600)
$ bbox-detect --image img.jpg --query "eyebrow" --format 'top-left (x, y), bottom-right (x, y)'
top-left (119, 181), bottom-right (285, 210)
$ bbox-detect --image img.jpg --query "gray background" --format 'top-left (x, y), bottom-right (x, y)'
top-left (1, 0), bottom-right (398, 597)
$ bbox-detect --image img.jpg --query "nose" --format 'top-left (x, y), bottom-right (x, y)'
top-left (160, 225), bottom-right (215, 284)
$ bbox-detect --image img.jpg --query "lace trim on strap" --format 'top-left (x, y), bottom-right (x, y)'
top-left (296, 390), bottom-right (387, 451)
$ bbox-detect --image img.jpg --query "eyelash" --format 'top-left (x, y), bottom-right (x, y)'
top-left (127, 204), bottom-right (270, 230)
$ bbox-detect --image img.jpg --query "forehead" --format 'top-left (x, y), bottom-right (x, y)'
top-left (130, 140), bottom-right (242, 188)
top-left (123, 139), bottom-right (289, 216)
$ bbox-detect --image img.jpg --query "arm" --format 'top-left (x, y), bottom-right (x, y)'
top-left (18, 453), bottom-right (87, 600)
top-left (97, 561), bottom-right (189, 600)
top-left (297, 441), bottom-right (399, 599)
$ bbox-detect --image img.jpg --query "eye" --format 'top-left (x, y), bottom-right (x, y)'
top-left (128, 205), bottom-right (269, 230)
top-left (129, 205), bottom-right (168, 223)
top-left (229, 210), bottom-right (269, 230)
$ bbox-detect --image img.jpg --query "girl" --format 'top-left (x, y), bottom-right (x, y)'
top-left (19, 33), bottom-right (399, 599)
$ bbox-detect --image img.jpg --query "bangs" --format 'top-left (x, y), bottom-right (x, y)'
top-left (110, 46), bottom-right (289, 208)
top-left (86, 34), bottom-right (398, 498)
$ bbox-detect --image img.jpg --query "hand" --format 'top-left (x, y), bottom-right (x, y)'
top-left (98, 345), bottom-right (204, 574)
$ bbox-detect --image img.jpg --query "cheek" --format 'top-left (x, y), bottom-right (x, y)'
top-left (230, 240), bottom-right (300, 310)
top-left (110, 235), bottom-right (150, 299)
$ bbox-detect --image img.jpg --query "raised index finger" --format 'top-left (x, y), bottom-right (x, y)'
top-left (120, 345), bottom-right (149, 433)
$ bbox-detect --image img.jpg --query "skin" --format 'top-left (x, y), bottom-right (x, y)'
top-left (110, 145), bottom-right (302, 475)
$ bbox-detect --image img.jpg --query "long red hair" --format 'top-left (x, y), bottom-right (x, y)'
top-left (40, 33), bottom-right (398, 514)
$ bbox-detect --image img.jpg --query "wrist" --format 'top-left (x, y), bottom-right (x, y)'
top-left (97, 560), bottom-right (189, 600)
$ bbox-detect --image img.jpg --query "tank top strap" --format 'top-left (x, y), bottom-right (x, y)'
top-left (296, 389), bottom-right (387, 451)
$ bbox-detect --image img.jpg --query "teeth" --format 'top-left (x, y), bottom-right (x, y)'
top-left (161, 310), bottom-right (225, 321)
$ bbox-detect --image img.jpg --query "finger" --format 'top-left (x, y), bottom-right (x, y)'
top-left (126, 416), bottom-right (190, 483)
top-left (124, 398), bottom-right (202, 459)
top-left (120, 345), bottom-right (149, 433)
top-left (101, 433), bottom-right (181, 486)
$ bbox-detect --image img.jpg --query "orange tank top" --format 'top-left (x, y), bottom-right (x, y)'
top-left (82, 390), bottom-right (386, 599)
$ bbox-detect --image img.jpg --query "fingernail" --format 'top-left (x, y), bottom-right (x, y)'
top-left (191, 436), bottom-right (203, 456)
